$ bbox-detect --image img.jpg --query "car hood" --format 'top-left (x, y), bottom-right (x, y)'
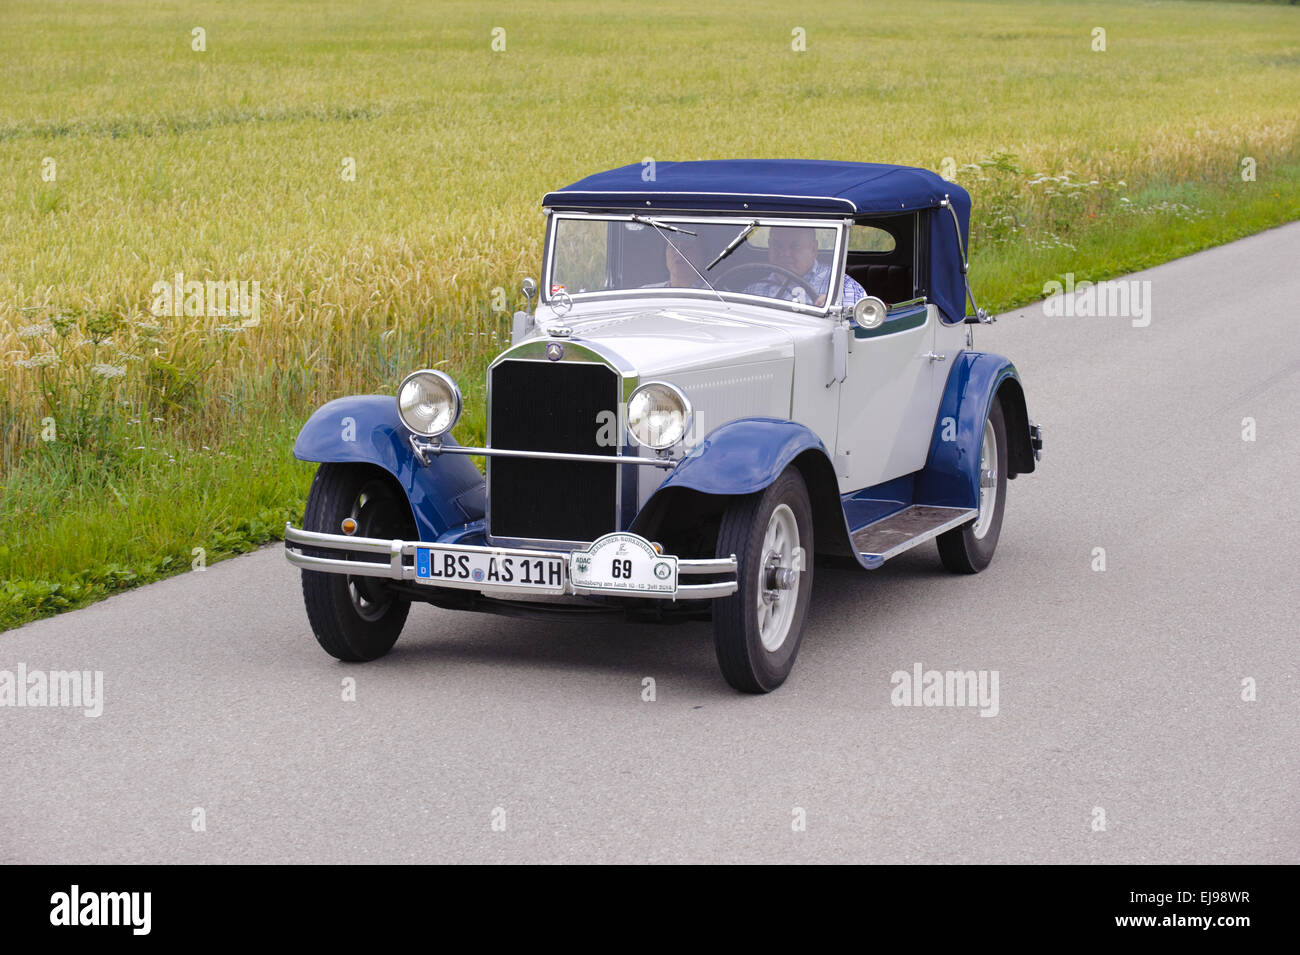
top-left (544, 302), bottom-right (796, 377)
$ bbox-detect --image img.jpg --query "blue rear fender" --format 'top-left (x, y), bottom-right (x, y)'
top-left (916, 351), bottom-right (1036, 510)
top-left (292, 395), bottom-right (485, 542)
top-left (632, 418), bottom-right (856, 557)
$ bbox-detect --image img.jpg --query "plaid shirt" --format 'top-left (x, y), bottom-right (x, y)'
top-left (745, 259), bottom-right (867, 307)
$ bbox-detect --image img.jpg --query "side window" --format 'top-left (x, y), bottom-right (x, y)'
top-left (846, 218), bottom-right (917, 305)
top-left (848, 225), bottom-right (896, 253)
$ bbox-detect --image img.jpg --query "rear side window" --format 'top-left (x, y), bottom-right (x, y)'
top-left (847, 225), bottom-right (897, 253)
top-left (747, 225), bottom-right (839, 251)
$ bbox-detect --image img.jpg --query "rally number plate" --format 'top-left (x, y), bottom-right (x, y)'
top-left (569, 533), bottom-right (678, 595)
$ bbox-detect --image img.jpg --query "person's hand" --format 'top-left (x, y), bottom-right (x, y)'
top-left (815, 294), bottom-right (826, 306)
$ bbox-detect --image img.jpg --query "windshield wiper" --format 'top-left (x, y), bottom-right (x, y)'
top-left (706, 220), bottom-right (757, 271)
top-left (629, 214), bottom-right (696, 236)
top-left (632, 215), bottom-right (727, 309)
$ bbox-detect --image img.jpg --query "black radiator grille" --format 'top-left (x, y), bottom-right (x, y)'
top-left (488, 359), bottom-right (619, 543)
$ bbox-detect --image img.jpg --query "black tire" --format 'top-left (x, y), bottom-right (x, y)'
top-left (300, 463), bottom-right (415, 662)
top-left (712, 467), bottom-right (815, 693)
top-left (937, 398), bottom-right (1008, 574)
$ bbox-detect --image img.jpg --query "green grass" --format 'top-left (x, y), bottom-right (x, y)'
top-left (1, 420), bottom-right (308, 627)
top-left (1, 0), bottom-right (1299, 631)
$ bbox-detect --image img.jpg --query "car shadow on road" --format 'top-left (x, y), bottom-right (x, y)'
top-left (377, 549), bottom-right (953, 695)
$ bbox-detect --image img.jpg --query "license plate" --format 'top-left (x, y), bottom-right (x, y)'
top-left (415, 547), bottom-right (565, 593)
top-left (569, 533), bottom-right (678, 595)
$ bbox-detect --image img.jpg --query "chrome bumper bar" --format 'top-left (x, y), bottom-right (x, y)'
top-left (283, 524), bottom-right (738, 599)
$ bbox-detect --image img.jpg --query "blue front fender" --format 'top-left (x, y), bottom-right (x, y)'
top-left (653, 417), bottom-right (832, 497)
top-left (293, 395), bottom-right (485, 541)
top-left (634, 417), bottom-right (853, 557)
top-left (916, 352), bottom-right (1025, 510)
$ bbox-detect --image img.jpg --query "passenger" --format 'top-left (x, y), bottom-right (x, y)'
top-left (664, 235), bottom-right (705, 288)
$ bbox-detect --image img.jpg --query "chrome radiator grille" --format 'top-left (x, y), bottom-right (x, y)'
top-left (487, 359), bottom-right (620, 544)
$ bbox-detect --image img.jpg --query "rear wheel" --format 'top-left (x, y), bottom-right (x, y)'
top-left (712, 467), bottom-right (814, 693)
top-left (300, 463), bottom-right (415, 661)
top-left (937, 399), bottom-right (1008, 574)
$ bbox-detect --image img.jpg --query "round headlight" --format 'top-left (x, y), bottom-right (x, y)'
top-left (852, 295), bottom-right (888, 330)
top-left (397, 370), bottom-right (461, 437)
top-left (627, 381), bottom-right (692, 450)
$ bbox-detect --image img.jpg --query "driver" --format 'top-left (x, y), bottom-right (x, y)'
top-left (744, 227), bottom-right (866, 307)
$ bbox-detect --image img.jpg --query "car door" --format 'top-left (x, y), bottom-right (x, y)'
top-left (834, 301), bottom-right (938, 491)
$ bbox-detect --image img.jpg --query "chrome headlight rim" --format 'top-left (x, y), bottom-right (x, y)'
top-left (852, 294), bottom-right (889, 330)
top-left (396, 369), bottom-right (462, 437)
top-left (626, 380), bottom-right (693, 451)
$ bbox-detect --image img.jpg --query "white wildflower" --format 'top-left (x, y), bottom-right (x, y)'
top-left (91, 363), bottom-right (127, 379)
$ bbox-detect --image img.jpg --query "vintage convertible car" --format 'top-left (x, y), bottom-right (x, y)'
top-left (284, 160), bottom-right (1043, 692)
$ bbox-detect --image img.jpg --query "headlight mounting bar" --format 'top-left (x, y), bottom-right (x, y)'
top-left (409, 435), bottom-right (678, 469)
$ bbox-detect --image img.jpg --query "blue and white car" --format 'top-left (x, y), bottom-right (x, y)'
top-left (284, 160), bottom-right (1043, 692)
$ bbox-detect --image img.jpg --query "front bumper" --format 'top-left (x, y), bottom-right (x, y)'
top-left (283, 524), bottom-right (738, 600)
top-left (1029, 422), bottom-right (1044, 461)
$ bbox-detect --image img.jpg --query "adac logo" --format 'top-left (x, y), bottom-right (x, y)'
top-left (574, 555), bottom-right (591, 573)
top-left (546, 342), bottom-right (564, 361)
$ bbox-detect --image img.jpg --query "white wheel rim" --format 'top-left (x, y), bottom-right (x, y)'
top-left (756, 503), bottom-right (801, 652)
top-left (972, 418), bottom-right (998, 540)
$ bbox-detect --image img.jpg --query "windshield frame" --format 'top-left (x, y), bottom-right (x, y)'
top-left (541, 211), bottom-right (851, 317)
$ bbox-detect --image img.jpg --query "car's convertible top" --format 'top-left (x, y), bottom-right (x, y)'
top-left (543, 159), bottom-right (973, 323)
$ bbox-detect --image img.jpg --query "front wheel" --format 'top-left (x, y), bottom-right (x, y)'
top-left (712, 467), bottom-right (814, 693)
top-left (937, 398), bottom-right (1008, 574)
top-left (300, 463), bottom-right (415, 662)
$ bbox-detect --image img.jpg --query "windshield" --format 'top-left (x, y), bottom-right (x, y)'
top-left (546, 214), bottom-right (847, 311)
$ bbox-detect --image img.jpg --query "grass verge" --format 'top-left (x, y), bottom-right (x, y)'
top-left (2, 0), bottom-right (1298, 630)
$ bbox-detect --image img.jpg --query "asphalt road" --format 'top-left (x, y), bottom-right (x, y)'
top-left (4, 223), bottom-right (1298, 864)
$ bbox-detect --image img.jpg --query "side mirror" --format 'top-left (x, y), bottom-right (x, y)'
top-left (521, 277), bottom-right (537, 305)
top-left (852, 295), bottom-right (888, 329)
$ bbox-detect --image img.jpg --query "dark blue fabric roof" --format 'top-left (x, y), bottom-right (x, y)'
top-left (544, 160), bottom-right (974, 323)
top-left (543, 159), bottom-right (965, 216)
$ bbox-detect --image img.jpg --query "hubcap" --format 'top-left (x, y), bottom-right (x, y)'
top-left (346, 480), bottom-right (402, 620)
top-left (972, 418), bottom-right (998, 540)
top-left (756, 503), bottom-right (803, 652)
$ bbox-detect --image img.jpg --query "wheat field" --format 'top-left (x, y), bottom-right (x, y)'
top-left (1, 0), bottom-right (1298, 624)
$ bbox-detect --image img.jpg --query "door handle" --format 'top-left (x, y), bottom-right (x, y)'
top-left (924, 351), bottom-right (946, 362)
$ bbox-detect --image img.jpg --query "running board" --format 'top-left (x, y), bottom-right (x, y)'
top-left (851, 505), bottom-right (977, 569)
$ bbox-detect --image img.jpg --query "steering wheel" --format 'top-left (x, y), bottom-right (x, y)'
top-left (714, 262), bottom-right (820, 304)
